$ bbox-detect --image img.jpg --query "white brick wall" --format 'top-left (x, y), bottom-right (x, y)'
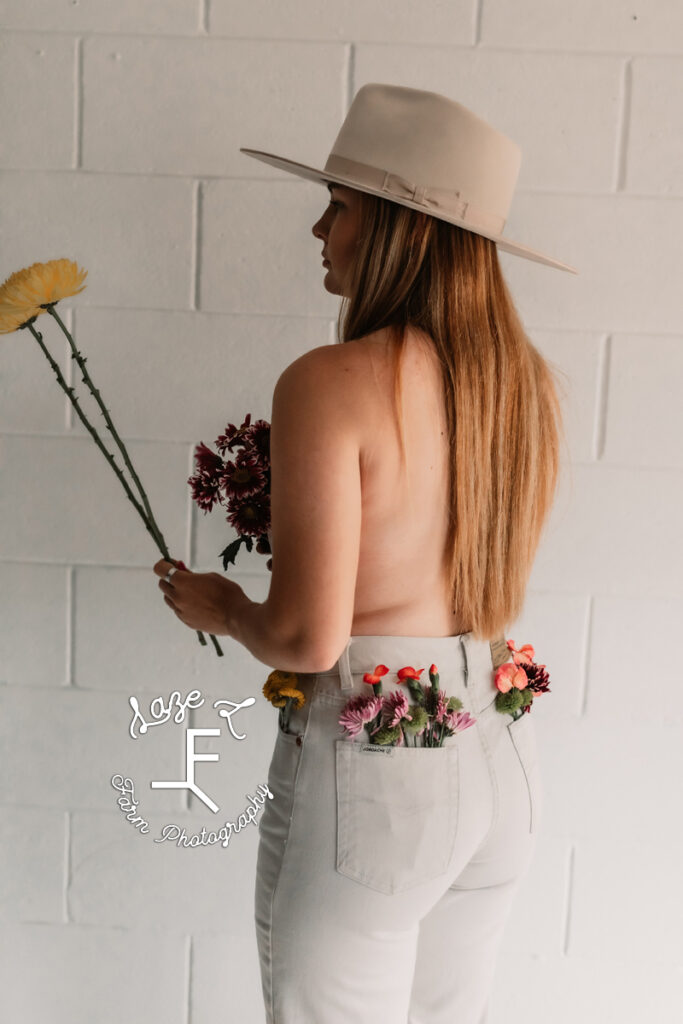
top-left (1, 2), bottom-right (682, 1021)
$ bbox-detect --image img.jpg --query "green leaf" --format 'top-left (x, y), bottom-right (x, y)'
top-left (219, 535), bottom-right (251, 571)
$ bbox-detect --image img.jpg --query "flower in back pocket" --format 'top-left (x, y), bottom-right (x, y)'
top-left (339, 661), bottom-right (476, 747)
top-left (494, 640), bottom-right (551, 720)
top-left (263, 669), bottom-right (305, 734)
top-left (338, 693), bottom-right (384, 738)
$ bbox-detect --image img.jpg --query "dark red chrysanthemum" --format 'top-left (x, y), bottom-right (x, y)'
top-left (219, 449), bottom-right (268, 500)
top-left (242, 419), bottom-right (270, 468)
top-left (216, 414), bottom-right (252, 455)
top-left (226, 491), bottom-right (271, 537)
top-left (187, 442), bottom-right (226, 512)
top-left (524, 662), bottom-right (551, 696)
top-left (191, 441), bottom-right (224, 477)
top-left (187, 470), bottom-right (223, 513)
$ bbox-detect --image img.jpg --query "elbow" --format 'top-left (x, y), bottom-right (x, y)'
top-left (290, 633), bottom-right (345, 675)
top-left (264, 603), bottom-right (346, 674)
top-left (291, 646), bottom-right (337, 676)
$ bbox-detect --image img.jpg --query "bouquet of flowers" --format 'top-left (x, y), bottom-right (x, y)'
top-left (494, 639), bottom-right (551, 720)
top-left (339, 662), bottom-right (476, 748)
top-left (187, 415), bottom-right (273, 572)
top-left (0, 258), bottom-right (223, 656)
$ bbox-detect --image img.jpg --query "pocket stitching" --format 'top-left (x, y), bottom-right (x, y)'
top-left (474, 693), bottom-right (497, 715)
top-left (335, 739), bottom-right (459, 894)
top-left (314, 691), bottom-right (349, 708)
top-left (506, 715), bottom-right (539, 834)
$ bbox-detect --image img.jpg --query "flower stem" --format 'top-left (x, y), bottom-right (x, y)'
top-left (25, 318), bottom-right (223, 657)
top-left (47, 306), bottom-right (223, 657)
top-left (44, 304), bottom-right (168, 554)
top-left (28, 322), bottom-right (156, 538)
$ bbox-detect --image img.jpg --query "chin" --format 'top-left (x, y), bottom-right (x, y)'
top-left (323, 276), bottom-right (343, 296)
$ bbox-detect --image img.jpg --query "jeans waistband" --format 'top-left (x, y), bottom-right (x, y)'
top-left (316, 632), bottom-right (503, 715)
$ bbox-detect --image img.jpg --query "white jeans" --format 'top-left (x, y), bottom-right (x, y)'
top-left (254, 631), bottom-right (544, 1023)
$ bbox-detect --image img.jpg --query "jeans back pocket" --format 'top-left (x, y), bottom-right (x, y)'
top-left (335, 739), bottom-right (459, 895)
top-left (506, 713), bottom-right (544, 834)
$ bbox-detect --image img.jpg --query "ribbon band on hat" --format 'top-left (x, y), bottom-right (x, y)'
top-left (323, 153), bottom-right (507, 237)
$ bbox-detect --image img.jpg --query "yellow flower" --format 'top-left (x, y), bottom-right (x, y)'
top-left (267, 693), bottom-right (289, 708)
top-left (0, 259), bottom-right (88, 333)
top-left (278, 686), bottom-right (306, 709)
top-left (0, 306), bottom-right (36, 335)
top-left (264, 669), bottom-right (298, 694)
top-left (262, 669), bottom-right (304, 707)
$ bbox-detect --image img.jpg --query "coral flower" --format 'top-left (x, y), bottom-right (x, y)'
top-left (506, 639), bottom-right (535, 665)
top-left (397, 666), bottom-right (424, 681)
top-left (494, 661), bottom-right (529, 693)
top-left (363, 664), bottom-right (390, 685)
top-left (0, 259), bottom-right (87, 332)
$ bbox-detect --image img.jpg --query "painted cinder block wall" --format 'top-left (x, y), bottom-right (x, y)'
top-left (1, 2), bottom-right (682, 1021)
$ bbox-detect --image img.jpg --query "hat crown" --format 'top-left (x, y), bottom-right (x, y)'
top-left (324, 83), bottom-right (522, 222)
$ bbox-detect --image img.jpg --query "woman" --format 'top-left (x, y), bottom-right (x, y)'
top-left (154, 84), bottom-right (577, 1023)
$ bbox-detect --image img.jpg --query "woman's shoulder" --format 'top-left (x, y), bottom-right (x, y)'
top-left (278, 335), bottom-right (380, 397)
top-left (272, 341), bottom-right (370, 448)
top-left (276, 326), bottom-right (437, 417)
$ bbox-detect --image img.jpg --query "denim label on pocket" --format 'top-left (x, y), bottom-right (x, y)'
top-left (359, 743), bottom-right (394, 755)
top-left (335, 739), bottom-right (459, 895)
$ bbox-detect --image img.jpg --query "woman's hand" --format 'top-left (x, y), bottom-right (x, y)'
top-left (153, 558), bottom-right (249, 637)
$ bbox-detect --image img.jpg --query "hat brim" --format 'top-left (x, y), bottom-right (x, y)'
top-left (240, 147), bottom-right (578, 275)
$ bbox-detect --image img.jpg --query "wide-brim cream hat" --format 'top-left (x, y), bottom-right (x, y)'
top-left (241, 82), bottom-right (578, 275)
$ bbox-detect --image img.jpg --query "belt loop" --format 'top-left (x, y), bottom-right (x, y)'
top-left (338, 637), bottom-right (354, 692)
top-left (459, 634), bottom-right (469, 689)
top-left (490, 632), bottom-right (510, 669)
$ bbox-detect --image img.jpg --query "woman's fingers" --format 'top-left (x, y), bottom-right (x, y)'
top-left (153, 557), bottom-right (190, 581)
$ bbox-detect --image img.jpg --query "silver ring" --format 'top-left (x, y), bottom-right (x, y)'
top-left (163, 566), bottom-right (178, 584)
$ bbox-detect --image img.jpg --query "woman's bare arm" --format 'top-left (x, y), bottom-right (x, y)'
top-left (228, 343), bottom-right (363, 673)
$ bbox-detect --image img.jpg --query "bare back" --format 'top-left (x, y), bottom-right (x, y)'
top-left (343, 326), bottom-right (471, 638)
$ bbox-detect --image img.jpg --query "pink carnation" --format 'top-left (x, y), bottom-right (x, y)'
top-left (445, 709), bottom-right (476, 733)
top-left (339, 694), bottom-right (383, 738)
top-left (381, 688), bottom-right (412, 729)
top-left (433, 688), bottom-right (449, 724)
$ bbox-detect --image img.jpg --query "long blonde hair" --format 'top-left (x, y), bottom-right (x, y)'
top-left (335, 189), bottom-right (570, 641)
